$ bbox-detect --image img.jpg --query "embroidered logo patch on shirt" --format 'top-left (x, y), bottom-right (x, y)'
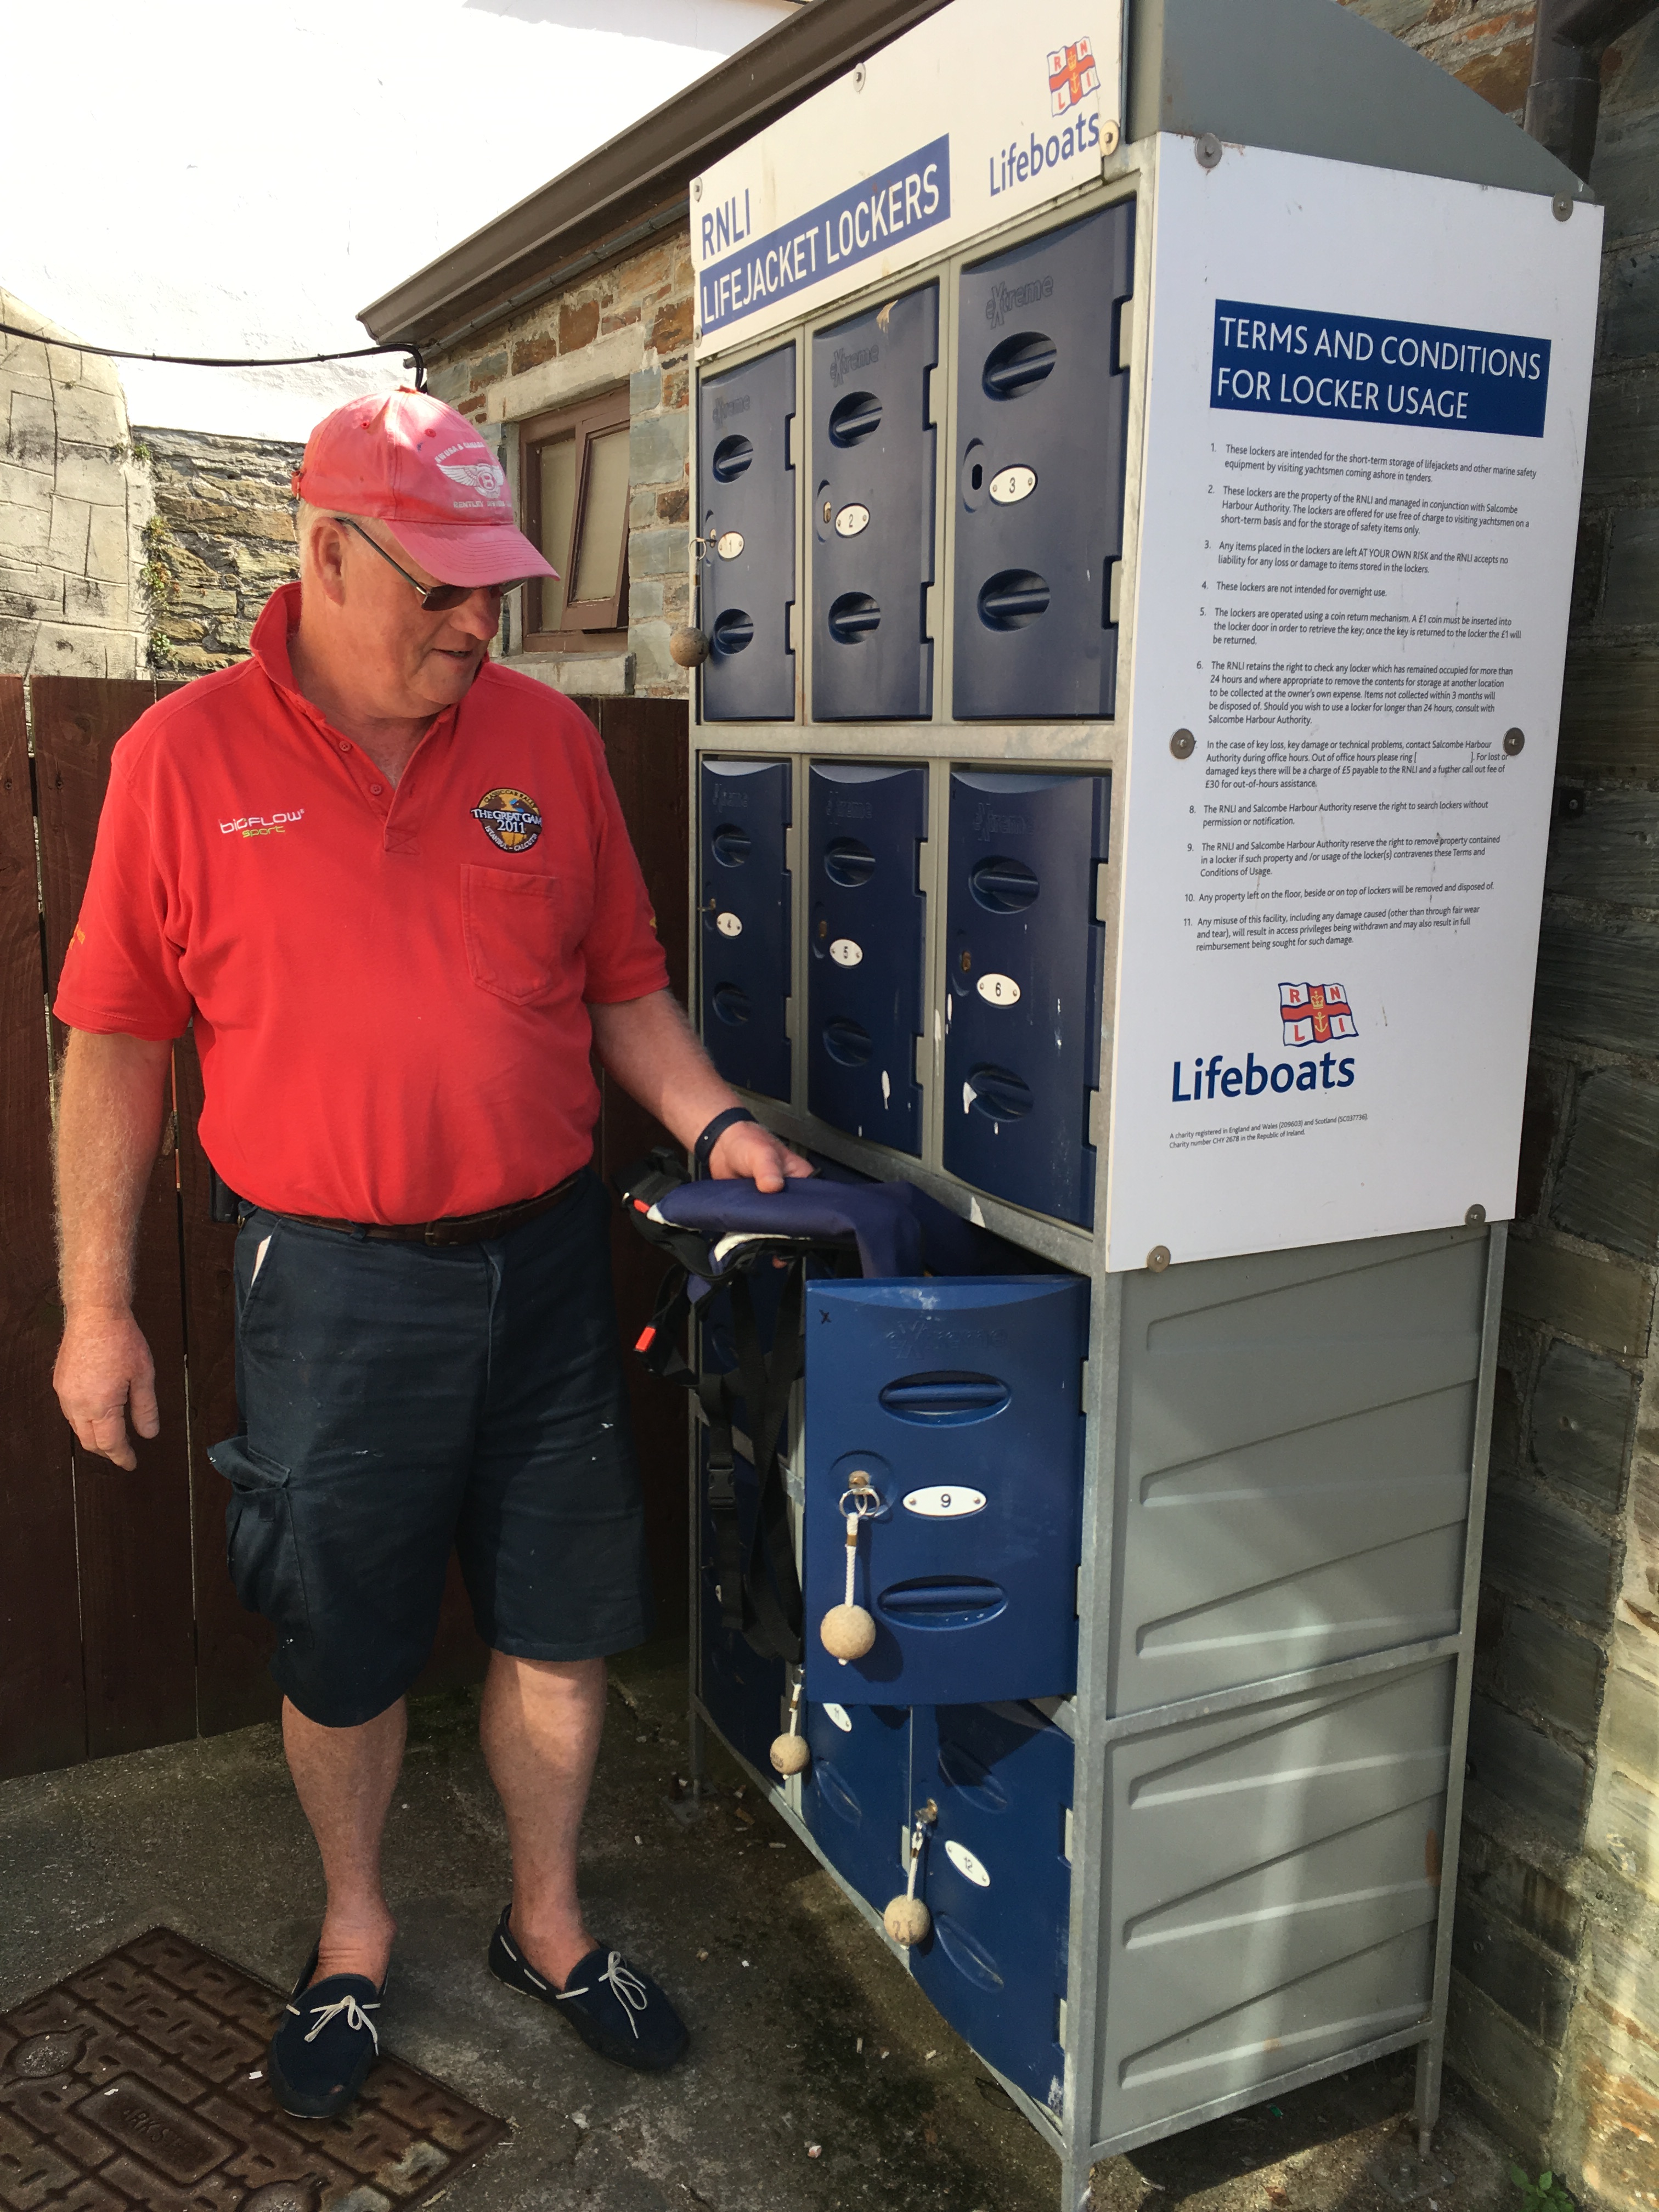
top-left (472, 788), bottom-right (543, 853)
top-left (220, 809), bottom-right (304, 838)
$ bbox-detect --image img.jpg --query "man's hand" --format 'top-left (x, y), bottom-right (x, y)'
top-left (54, 1305), bottom-right (161, 1471)
top-left (708, 1118), bottom-right (814, 1193)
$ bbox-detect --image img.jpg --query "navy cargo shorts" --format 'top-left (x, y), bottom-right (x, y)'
top-left (209, 1170), bottom-right (654, 1726)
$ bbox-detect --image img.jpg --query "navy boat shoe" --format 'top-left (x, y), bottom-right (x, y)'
top-left (268, 1945), bottom-right (385, 2117)
top-left (488, 1905), bottom-right (688, 2070)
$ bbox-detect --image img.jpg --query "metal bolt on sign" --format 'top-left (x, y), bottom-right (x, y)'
top-left (1503, 728), bottom-right (1525, 755)
top-left (1147, 1245), bottom-right (1171, 1272)
top-left (1170, 729), bottom-right (1195, 759)
top-left (1465, 1205), bottom-right (1486, 1226)
top-left (1195, 132), bottom-right (1223, 170)
top-left (1553, 194), bottom-right (1575, 221)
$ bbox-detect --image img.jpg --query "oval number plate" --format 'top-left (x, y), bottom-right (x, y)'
top-left (834, 503), bottom-right (871, 537)
top-left (823, 1702), bottom-right (853, 1733)
top-left (988, 465), bottom-right (1037, 506)
top-left (975, 972), bottom-right (1020, 1006)
top-left (716, 531), bottom-right (745, 559)
top-left (901, 1486), bottom-right (988, 1519)
top-left (945, 1839), bottom-right (992, 1888)
top-left (829, 938), bottom-right (863, 967)
top-left (716, 911), bottom-right (743, 938)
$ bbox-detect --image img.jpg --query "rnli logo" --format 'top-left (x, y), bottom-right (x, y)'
top-left (472, 787), bottom-right (543, 852)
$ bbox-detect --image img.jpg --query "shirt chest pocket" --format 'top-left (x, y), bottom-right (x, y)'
top-left (461, 863), bottom-right (592, 1005)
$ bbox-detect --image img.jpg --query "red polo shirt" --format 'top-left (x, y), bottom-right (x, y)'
top-left (54, 583), bottom-right (670, 1222)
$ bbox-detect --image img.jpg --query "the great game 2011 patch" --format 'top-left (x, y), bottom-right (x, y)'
top-left (471, 787), bottom-right (543, 853)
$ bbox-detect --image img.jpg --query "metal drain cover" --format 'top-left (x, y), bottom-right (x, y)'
top-left (0, 1928), bottom-right (507, 2212)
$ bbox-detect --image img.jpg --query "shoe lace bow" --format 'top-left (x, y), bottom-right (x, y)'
top-left (298, 1992), bottom-right (380, 2051)
top-left (557, 1950), bottom-right (648, 2038)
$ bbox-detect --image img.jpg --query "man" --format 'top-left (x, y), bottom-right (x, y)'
top-left (51, 388), bottom-right (809, 2118)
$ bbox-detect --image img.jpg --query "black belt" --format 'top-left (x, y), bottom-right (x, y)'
top-left (280, 1170), bottom-right (584, 1246)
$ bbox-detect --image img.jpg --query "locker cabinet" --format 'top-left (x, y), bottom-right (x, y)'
top-left (943, 770), bottom-right (1109, 1227)
top-left (699, 345), bottom-right (797, 721)
top-left (910, 1704), bottom-right (1074, 2113)
top-left (699, 757), bottom-right (792, 1101)
top-left (802, 1275), bottom-right (1088, 1706)
top-left (952, 204), bottom-right (1135, 720)
top-left (801, 1699), bottom-right (912, 1914)
top-left (807, 761), bottom-right (927, 1153)
top-left (811, 286), bottom-right (938, 719)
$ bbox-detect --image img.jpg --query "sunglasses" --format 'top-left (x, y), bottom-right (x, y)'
top-left (336, 517), bottom-right (524, 612)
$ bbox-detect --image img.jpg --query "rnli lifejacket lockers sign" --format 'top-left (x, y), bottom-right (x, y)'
top-left (690, 0), bottom-right (1123, 351)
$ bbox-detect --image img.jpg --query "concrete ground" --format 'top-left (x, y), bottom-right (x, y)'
top-left (0, 1638), bottom-right (1522, 2212)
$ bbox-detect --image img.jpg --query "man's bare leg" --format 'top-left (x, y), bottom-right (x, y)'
top-left (282, 1696), bottom-right (404, 1985)
top-left (479, 1652), bottom-right (606, 1989)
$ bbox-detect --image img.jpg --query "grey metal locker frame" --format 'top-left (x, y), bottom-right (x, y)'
top-left (679, 6), bottom-right (1583, 2207)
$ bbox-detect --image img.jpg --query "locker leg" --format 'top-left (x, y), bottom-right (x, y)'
top-left (1060, 2142), bottom-right (1091, 2212)
top-left (1414, 2038), bottom-right (1440, 2160)
top-left (689, 1705), bottom-right (708, 1796)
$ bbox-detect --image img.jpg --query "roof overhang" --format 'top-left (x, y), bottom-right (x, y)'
top-left (359, 0), bottom-right (951, 352)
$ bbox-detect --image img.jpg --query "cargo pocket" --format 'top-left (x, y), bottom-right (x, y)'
top-left (211, 1435), bottom-right (309, 1638)
top-left (462, 864), bottom-right (578, 1005)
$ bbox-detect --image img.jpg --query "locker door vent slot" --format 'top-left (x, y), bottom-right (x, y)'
top-left (970, 858), bottom-right (1039, 913)
top-left (878, 1373), bottom-right (1010, 1421)
top-left (824, 838), bottom-right (877, 887)
top-left (828, 591), bottom-right (881, 643)
top-left (828, 391), bottom-right (883, 444)
top-left (878, 1578), bottom-right (1008, 1628)
top-left (983, 332), bottom-right (1056, 399)
top-left (933, 1917), bottom-right (1005, 1990)
top-left (710, 434), bottom-right (754, 481)
top-left (979, 571), bottom-right (1051, 630)
top-left (967, 1066), bottom-right (1034, 1120)
top-left (711, 826), bottom-right (753, 866)
top-left (815, 1764), bottom-right (862, 1825)
top-left (936, 1742), bottom-right (1011, 1809)
top-left (711, 609), bottom-right (754, 654)
top-left (823, 1017), bottom-right (873, 1065)
top-left (712, 985), bottom-right (752, 1025)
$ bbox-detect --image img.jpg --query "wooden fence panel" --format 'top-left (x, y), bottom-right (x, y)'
top-left (32, 677), bottom-right (197, 1757)
top-left (0, 676), bottom-right (85, 1778)
top-left (592, 696), bottom-right (691, 1629)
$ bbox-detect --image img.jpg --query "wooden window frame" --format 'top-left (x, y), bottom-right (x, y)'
top-left (520, 390), bottom-right (632, 651)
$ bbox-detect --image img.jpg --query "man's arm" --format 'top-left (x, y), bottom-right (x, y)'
top-left (588, 990), bottom-right (812, 1192)
top-left (53, 1028), bottom-right (173, 1470)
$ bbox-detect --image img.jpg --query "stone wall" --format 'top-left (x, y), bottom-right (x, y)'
top-left (0, 290), bottom-right (150, 679)
top-left (136, 427), bottom-right (302, 674)
top-left (1340, 6), bottom-right (1659, 2205)
top-left (422, 227), bottom-right (695, 698)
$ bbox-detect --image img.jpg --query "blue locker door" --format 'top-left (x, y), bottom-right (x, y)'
top-left (807, 761), bottom-right (927, 1154)
top-left (803, 1277), bottom-right (1088, 1706)
top-left (910, 1705), bottom-right (1074, 2114)
top-left (952, 201), bottom-right (1135, 720)
top-left (811, 286), bottom-right (936, 719)
top-left (942, 770), bottom-right (1108, 1228)
top-left (801, 1699), bottom-right (912, 1914)
top-left (700, 757), bottom-right (791, 1101)
top-left (698, 1439), bottom-right (787, 1786)
top-left (698, 345), bottom-right (796, 720)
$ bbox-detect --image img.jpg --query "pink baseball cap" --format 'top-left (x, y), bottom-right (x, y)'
top-left (291, 389), bottom-right (557, 585)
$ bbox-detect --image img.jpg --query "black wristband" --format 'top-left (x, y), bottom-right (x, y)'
top-left (695, 1105), bottom-right (758, 1177)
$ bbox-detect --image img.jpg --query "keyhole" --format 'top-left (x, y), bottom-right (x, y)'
top-left (959, 948), bottom-right (972, 973)
top-left (822, 499), bottom-right (832, 523)
top-left (970, 463), bottom-right (983, 490)
top-left (817, 917), bottom-right (828, 939)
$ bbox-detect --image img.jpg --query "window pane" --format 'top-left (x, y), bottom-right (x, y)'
top-left (538, 437), bottom-right (576, 631)
top-left (572, 424), bottom-right (630, 607)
